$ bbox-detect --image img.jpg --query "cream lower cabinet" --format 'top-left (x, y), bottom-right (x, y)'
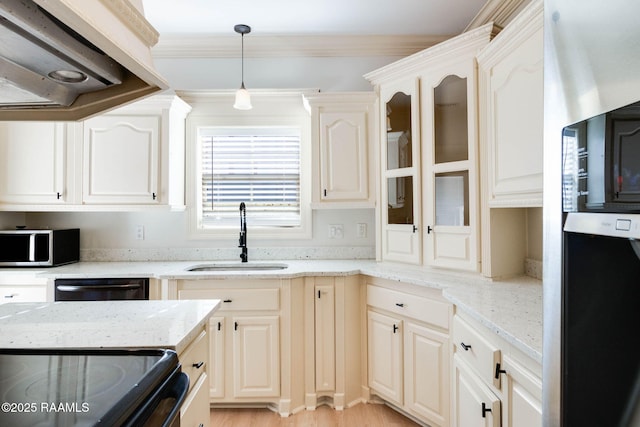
top-left (366, 279), bottom-right (452, 427)
top-left (304, 276), bottom-right (363, 410)
top-left (171, 278), bottom-right (303, 417)
top-left (452, 313), bottom-right (542, 427)
top-left (178, 327), bottom-right (210, 427)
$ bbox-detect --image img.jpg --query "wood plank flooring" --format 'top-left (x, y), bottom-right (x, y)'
top-left (210, 403), bottom-right (422, 426)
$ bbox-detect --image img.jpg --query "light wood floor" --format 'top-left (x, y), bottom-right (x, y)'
top-left (210, 403), bottom-right (422, 426)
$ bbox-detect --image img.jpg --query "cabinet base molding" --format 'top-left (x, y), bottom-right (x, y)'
top-left (305, 393), bottom-right (366, 411)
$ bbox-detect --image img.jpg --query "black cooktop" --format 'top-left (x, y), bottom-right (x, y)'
top-left (0, 348), bottom-right (180, 427)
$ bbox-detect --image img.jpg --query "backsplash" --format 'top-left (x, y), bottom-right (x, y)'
top-left (81, 246), bottom-right (375, 262)
top-left (524, 258), bottom-right (543, 280)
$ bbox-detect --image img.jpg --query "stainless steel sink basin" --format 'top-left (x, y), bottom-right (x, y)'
top-left (186, 262), bottom-right (288, 272)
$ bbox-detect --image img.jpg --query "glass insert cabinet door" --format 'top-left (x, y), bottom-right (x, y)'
top-left (422, 70), bottom-right (479, 271)
top-left (381, 78), bottom-right (421, 264)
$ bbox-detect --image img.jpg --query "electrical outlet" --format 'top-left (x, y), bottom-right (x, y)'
top-left (356, 223), bottom-right (367, 238)
top-left (328, 224), bottom-right (344, 239)
top-left (136, 225), bottom-right (144, 240)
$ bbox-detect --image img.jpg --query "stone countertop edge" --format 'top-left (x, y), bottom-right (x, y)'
top-left (3, 260), bottom-right (542, 362)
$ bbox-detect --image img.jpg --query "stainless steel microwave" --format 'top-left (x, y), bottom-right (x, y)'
top-left (562, 100), bottom-right (640, 213)
top-left (0, 228), bottom-right (79, 267)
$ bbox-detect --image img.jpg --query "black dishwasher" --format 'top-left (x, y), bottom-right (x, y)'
top-left (54, 278), bottom-right (149, 301)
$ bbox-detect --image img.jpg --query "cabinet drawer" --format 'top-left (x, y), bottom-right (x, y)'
top-left (367, 285), bottom-right (450, 330)
top-left (180, 329), bottom-right (208, 391)
top-left (453, 316), bottom-right (501, 388)
top-left (0, 286), bottom-right (47, 304)
top-left (178, 288), bottom-right (279, 311)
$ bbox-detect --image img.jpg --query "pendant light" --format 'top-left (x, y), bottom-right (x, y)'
top-left (233, 24), bottom-right (252, 110)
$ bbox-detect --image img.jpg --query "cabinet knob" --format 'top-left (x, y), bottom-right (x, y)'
top-left (482, 402), bottom-right (492, 418)
top-left (56, 192), bottom-right (62, 200)
top-left (395, 303), bottom-right (404, 307)
top-left (460, 342), bottom-right (472, 351)
top-left (412, 224), bottom-right (418, 233)
top-left (427, 225), bottom-right (433, 234)
top-left (192, 361), bottom-right (204, 369)
top-left (495, 362), bottom-right (507, 379)
top-left (223, 299), bottom-right (232, 303)
top-left (393, 324), bottom-right (399, 334)
top-left (152, 192), bottom-right (157, 200)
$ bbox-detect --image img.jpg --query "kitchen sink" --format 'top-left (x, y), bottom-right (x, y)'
top-left (186, 262), bottom-right (288, 272)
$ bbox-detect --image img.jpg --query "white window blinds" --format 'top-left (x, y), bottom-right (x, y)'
top-left (199, 127), bottom-right (301, 227)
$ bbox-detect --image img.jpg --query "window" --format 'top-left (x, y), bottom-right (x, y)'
top-left (199, 127), bottom-right (301, 227)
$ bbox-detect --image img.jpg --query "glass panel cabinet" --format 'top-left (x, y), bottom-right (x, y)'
top-left (380, 79), bottom-right (421, 264)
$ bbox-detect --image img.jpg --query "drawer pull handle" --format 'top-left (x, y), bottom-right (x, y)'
top-left (460, 342), bottom-right (472, 351)
top-left (223, 299), bottom-right (232, 303)
top-left (393, 324), bottom-right (399, 334)
top-left (217, 321), bottom-right (222, 331)
top-left (495, 363), bottom-right (507, 379)
top-left (395, 303), bottom-right (404, 307)
top-left (4, 294), bottom-right (15, 298)
top-left (482, 402), bottom-right (492, 418)
top-left (192, 361), bottom-right (204, 369)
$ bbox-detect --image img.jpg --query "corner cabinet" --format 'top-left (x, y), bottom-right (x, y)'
top-left (306, 92), bottom-right (377, 209)
top-left (0, 95), bottom-right (191, 211)
top-left (365, 23), bottom-right (496, 271)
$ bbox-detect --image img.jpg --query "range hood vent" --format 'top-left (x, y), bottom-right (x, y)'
top-left (0, 0), bottom-right (168, 120)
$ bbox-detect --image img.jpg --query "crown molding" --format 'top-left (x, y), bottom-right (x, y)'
top-left (151, 34), bottom-right (451, 58)
top-left (465, 0), bottom-right (532, 31)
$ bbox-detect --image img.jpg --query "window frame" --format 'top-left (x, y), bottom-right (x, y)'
top-left (186, 93), bottom-right (312, 239)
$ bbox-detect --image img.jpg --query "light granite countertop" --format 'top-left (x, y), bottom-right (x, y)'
top-left (0, 299), bottom-right (220, 354)
top-left (1, 260), bottom-right (542, 363)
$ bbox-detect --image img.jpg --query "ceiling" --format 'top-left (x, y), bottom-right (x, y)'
top-left (141, 0), bottom-right (489, 38)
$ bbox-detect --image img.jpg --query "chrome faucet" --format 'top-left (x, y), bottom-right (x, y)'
top-left (239, 202), bottom-right (248, 262)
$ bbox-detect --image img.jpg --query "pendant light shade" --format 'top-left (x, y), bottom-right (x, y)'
top-left (233, 24), bottom-right (252, 110)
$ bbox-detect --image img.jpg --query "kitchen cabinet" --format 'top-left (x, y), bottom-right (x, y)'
top-left (0, 121), bottom-right (78, 206)
top-left (379, 78), bottom-right (422, 264)
top-left (169, 278), bottom-right (304, 416)
top-left (306, 92), bottom-right (377, 209)
top-left (0, 95), bottom-right (191, 211)
top-left (365, 23), bottom-right (495, 270)
top-left (82, 95), bottom-right (191, 209)
top-left (477, 0), bottom-right (543, 208)
top-left (452, 313), bottom-right (542, 427)
top-left (0, 275), bottom-right (49, 304)
top-left (179, 327), bottom-right (210, 427)
top-left (366, 278), bottom-right (452, 427)
top-left (477, 0), bottom-right (544, 278)
top-left (303, 276), bottom-right (363, 410)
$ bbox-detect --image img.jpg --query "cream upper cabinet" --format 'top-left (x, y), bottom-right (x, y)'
top-left (306, 92), bottom-right (376, 208)
top-left (421, 51), bottom-right (483, 271)
top-left (477, 0), bottom-right (543, 207)
top-left (365, 23), bottom-right (495, 269)
top-left (83, 114), bottom-right (160, 205)
top-left (0, 121), bottom-right (79, 207)
top-left (82, 95), bottom-right (191, 208)
top-left (379, 79), bottom-right (422, 264)
top-left (0, 95), bottom-right (191, 211)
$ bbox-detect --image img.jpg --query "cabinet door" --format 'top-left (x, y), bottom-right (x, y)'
top-left (422, 65), bottom-right (480, 271)
top-left (0, 122), bottom-right (71, 205)
top-left (479, 10), bottom-right (543, 207)
top-left (83, 115), bottom-right (159, 204)
top-left (380, 78), bottom-right (422, 264)
top-left (232, 315), bottom-right (280, 398)
top-left (367, 310), bottom-right (403, 405)
top-left (405, 321), bottom-right (449, 427)
top-left (453, 355), bottom-right (501, 427)
top-left (319, 111), bottom-right (369, 202)
top-left (180, 372), bottom-right (210, 427)
top-left (209, 316), bottom-right (225, 398)
top-left (502, 355), bottom-right (542, 427)
top-left (315, 282), bottom-right (335, 392)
